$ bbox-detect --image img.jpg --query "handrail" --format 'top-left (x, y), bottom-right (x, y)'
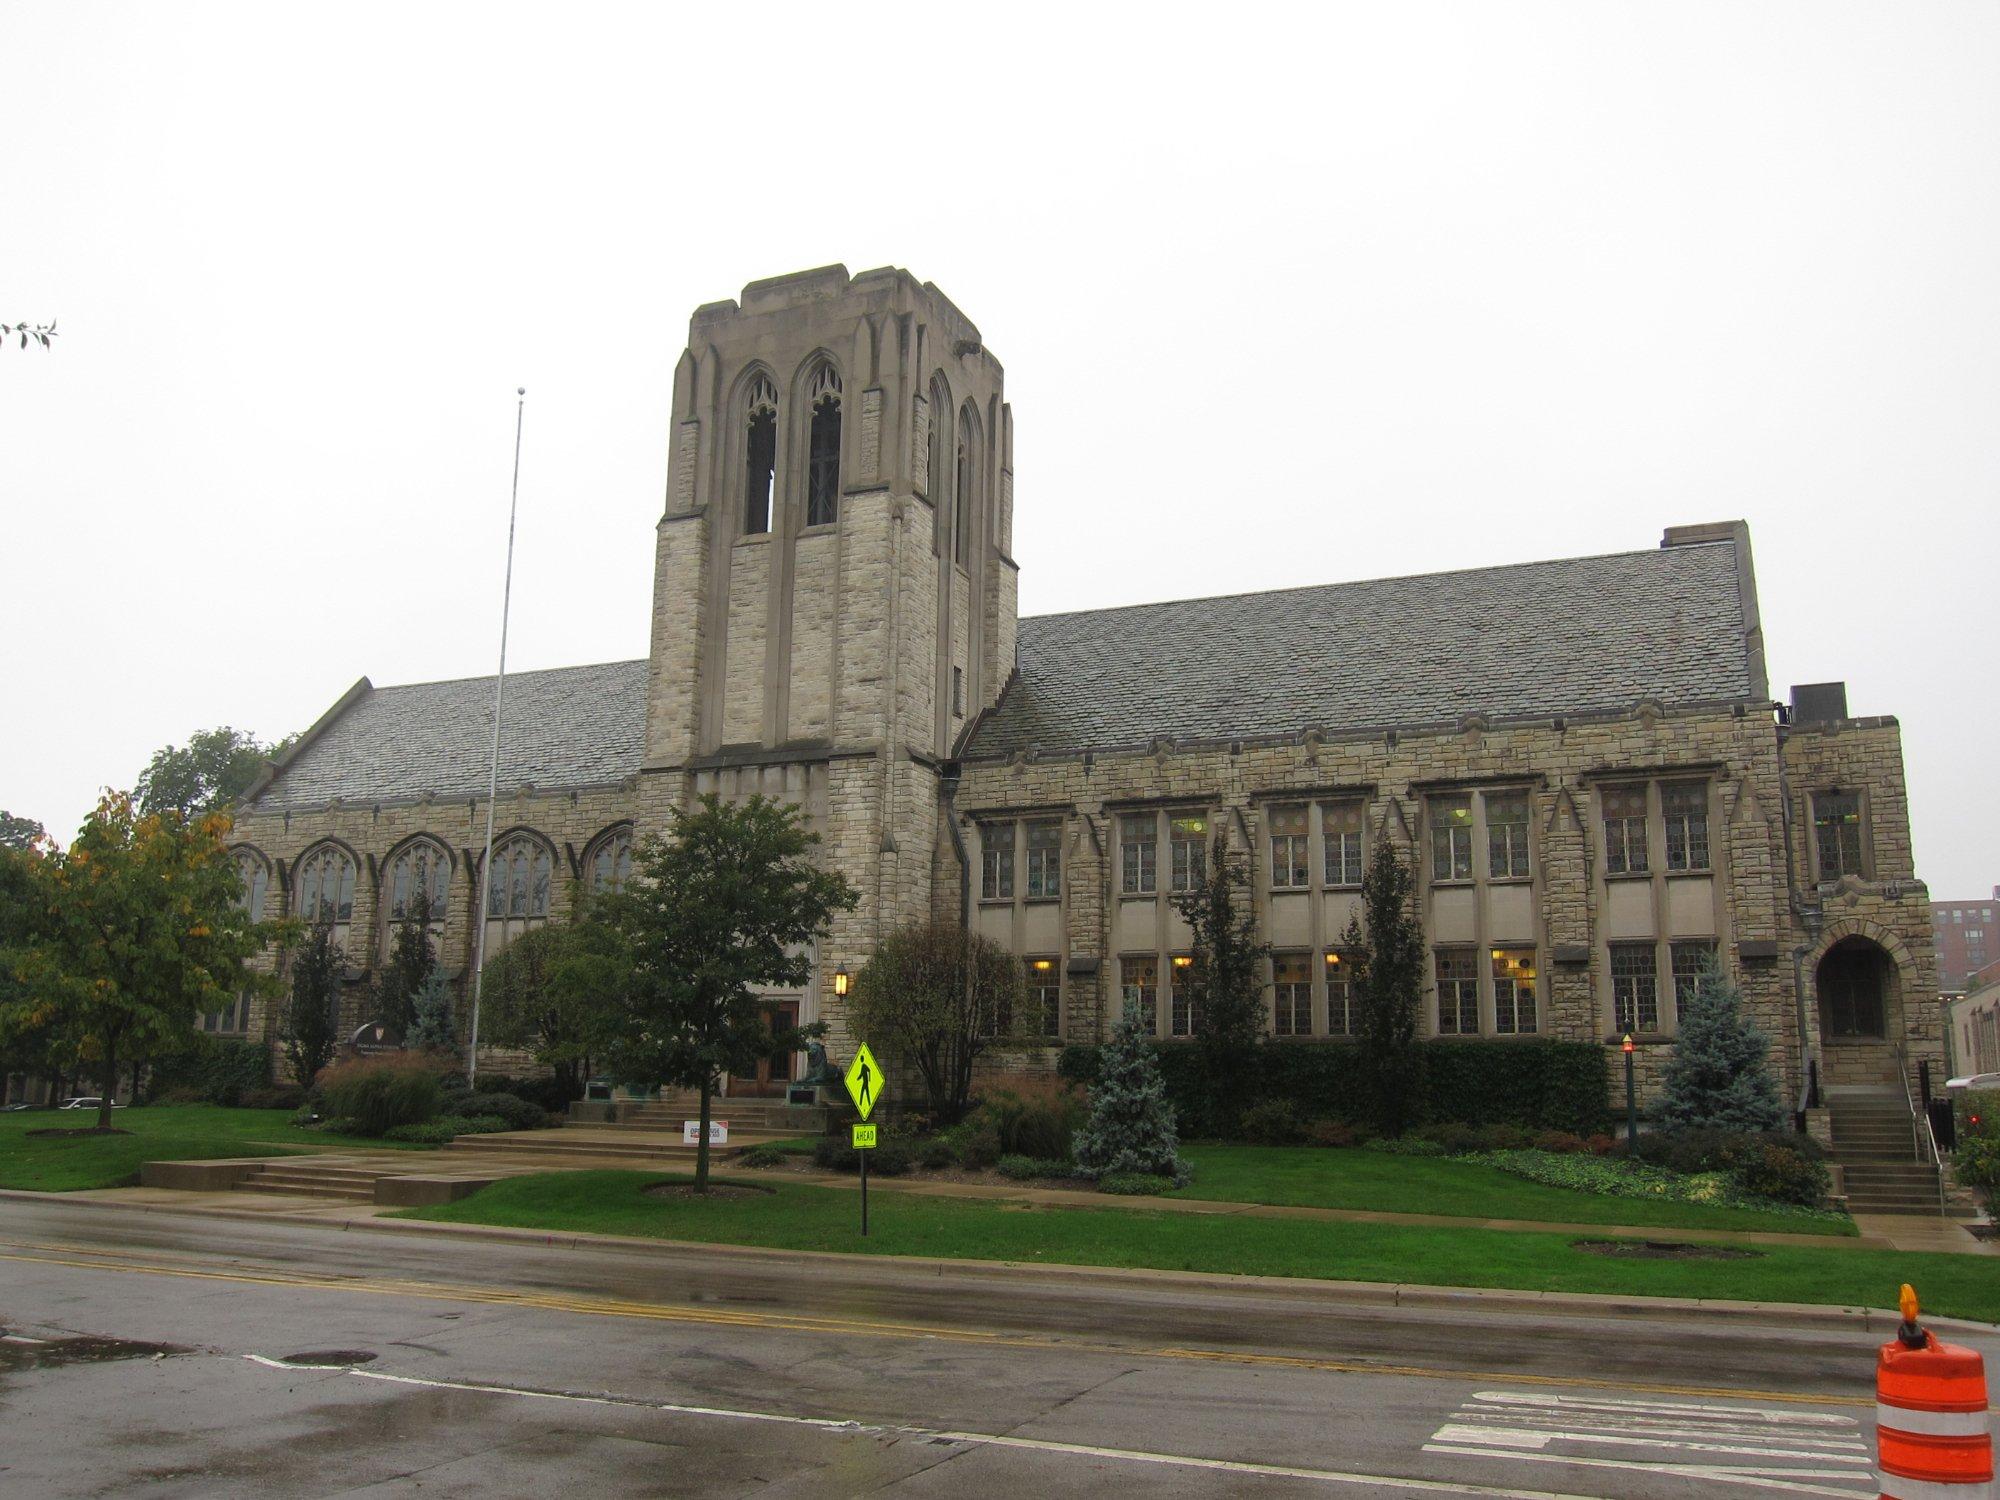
top-left (1898, 1045), bottom-right (1948, 1215)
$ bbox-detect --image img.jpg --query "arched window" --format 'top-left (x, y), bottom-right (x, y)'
top-left (480, 831), bottom-right (552, 961)
top-left (927, 376), bottom-right (949, 555)
top-left (805, 363), bottom-right (841, 527)
top-left (585, 825), bottom-right (634, 894)
top-left (954, 403), bottom-right (978, 568)
top-left (233, 848), bottom-right (270, 923)
top-left (386, 838), bottom-right (450, 924)
top-left (744, 374), bottom-right (777, 535)
top-left (485, 833), bottom-right (553, 920)
top-left (293, 844), bottom-right (355, 927)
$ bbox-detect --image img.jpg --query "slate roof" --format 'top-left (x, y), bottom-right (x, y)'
top-left (248, 659), bottom-right (647, 811)
top-left (965, 541), bottom-right (1757, 760)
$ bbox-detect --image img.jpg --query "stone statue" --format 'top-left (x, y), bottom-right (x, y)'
top-left (800, 1040), bottom-right (835, 1087)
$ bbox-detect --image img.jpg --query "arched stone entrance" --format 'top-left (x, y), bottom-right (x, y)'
top-left (1814, 936), bottom-right (1902, 1089)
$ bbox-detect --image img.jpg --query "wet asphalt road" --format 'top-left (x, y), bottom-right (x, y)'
top-left (0, 1196), bottom-right (1971, 1497)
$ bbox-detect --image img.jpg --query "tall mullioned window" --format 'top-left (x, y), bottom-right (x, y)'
top-left (1663, 782), bottom-right (1710, 871)
top-left (387, 839), bottom-right (450, 923)
top-left (1270, 805), bottom-right (1309, 888)
top-left (586, 827), bottom-right (634, 893)
top-left (1027, 958), bottom-right (1061, 1039)
top-left (1122, 956), bottom-right (1158, 1033)
top-left (980, 824), bottom-right (1014, 900)
top-left (1273, 953), bottom-right (1311, 1036)
top-left (1491, 948), bottom-right (1538, 1034)
top-left (1603, 785), bottom-right (1649, 875)
top-left (486, 834), bottom-right (552, 920)
top-left (1430, 797), bottom-right (1473, 882)
top-left (233, 849), bottom-right (270, 922)
top-left (1170, 813), bottom-right (1208, 892)
top-left (1121, 814), bottom-right (1156, 895)
top-left (1671, 940), bottom-right (1718, 1013)
top-left (1025, 820), bottom-right (1062, 898)
top-left (1436, 948), bottom-right (1478, 1034)
top-left (1486, 792), bottom-right (1530, 879)
top-left (1322, 802), bottom-right (1364, 886)
top-left (954, 404), bottom-right (976, 567)
top-left (1814, 792), bottom-right (1865, 880)
top-left (743, 375), bottom-right (777, 535)
top-left (805, 364), bottom-right (841, 527)
top-left (1325, 951), bottom-right (1353, 1036)
top-left (1169, 954), bottom-right (1195, 1037)
top-left (1611, 943), bottom-right (1659, 1031)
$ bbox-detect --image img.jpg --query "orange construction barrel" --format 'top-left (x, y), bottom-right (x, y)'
top-left (1877, 1287), bottom-right (1994, 1499)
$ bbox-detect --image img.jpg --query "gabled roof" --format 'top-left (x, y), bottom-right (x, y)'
top-left (246, 659), bottom-right (647, 812)
top-left (965, 538), bottom-right (1761, 760)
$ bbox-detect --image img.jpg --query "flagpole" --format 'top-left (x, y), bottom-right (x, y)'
top-left (467, 387), bottom-right (526, 1086)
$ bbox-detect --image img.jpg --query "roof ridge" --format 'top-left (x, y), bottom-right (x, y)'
top-left (370, 658), bottom-right (647, 694)
top-left (1016, 540), bottom-right (1732, 627)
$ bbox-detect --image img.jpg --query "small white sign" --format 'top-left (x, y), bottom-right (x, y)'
top-left (682, 1120), bottom-right (729, 1145)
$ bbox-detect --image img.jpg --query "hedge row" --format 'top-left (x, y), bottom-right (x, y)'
top-left (150, 1036), bottom-right (271, 1105)
top-left (1057, 1039), bottom-right (1609, 1138)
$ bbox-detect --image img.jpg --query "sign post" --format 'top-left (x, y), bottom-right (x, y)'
top-left (843, 1044), bottom-right (881, 1239)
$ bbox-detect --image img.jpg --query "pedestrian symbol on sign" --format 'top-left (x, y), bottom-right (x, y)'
top-left (843, 1043), bottom-right (882, 1122)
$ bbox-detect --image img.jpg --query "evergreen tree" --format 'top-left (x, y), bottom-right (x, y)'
top-left (283, 920), bottom-right (344, 1087)
top-left (1173, 828), bottom-right (1267, 1110)
top-left (1341, 835), bottom-right (1427, 1136)
top-left (1073, 999), bottom-right (1186, 1182)
top-left (404, 969), bottom-right (460, 1055)
top-left (1657, 962), bottom-right (1783, 1131)
top-left (374, 902), bottom-right (436, 1036)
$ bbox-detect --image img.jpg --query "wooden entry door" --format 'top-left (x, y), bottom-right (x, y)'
top-left (728, 1000), bottom-right (800, 1098)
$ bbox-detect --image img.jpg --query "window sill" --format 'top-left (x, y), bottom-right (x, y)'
top-left (1270, 884), bottom-right (1312, 895)
top-left (1268, 1033), bottom-right (1358, 1044)
top-left (735, 531), bottom-right (774, 546)
top-left (1429, 879), bottom-right (1475, 890)
top-left (1324, 882), bottom-right (1363, 893)
top-left (1487, 874), bottom-right (1533, 886)
top-left (798, 522), bottom-right (839, 539)
top-left (1024, 894), bottom-right (1062, 905)
top-left (1118, 890), bottom-right (1159, 902)
top-left (1604, 870), bottom-right (1654, 882)
top-left (1663, 867), bottom-right (1714, 879)
top-left (977, 896), bottom-right (1015, 908)
top-left (1604, 1032), bottom-right (1674, 1045)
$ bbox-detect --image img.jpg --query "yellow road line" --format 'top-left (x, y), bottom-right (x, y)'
top-left (0, 1240), bottom-right (1871, 1409)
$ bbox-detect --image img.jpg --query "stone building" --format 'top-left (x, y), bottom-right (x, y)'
top-left (219, 264), bottom-right (1941, 1115)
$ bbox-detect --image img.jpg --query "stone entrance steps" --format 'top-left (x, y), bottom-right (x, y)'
top-left (1826, 1093), bottom-right (1940, 1216)
top-left (237, 1159), bottom-right (384, 1202)
top-left (571, 1091), bottom-right (830, 1135)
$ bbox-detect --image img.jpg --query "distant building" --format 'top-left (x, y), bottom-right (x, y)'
top-left (1951, 962), bottom-right (2000, 1078)
top-left (1932, 889), bottom-right (2000, 994)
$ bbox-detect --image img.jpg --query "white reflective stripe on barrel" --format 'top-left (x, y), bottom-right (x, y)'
top-left (1879, 1402), bottom-right (1997, 1439)
top-left (1878, 1469), bottom-right (1999, 1499)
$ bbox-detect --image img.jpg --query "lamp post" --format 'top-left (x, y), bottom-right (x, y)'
top-left (1622, 1033), bottom-right (1638, 1153)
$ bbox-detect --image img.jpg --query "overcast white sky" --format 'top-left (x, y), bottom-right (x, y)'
top-left (3, 2), bottom-right (1995, 897)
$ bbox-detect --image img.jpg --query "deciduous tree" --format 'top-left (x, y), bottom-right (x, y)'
top-left (592, 795), bottom-right (857, 1191)
top-left (135, 726), bottom-right (296, 817)
top-left (1, 792), bottom-right (267, 1130)
top-left (479, 916), bottom-right (620, 1102)
top-left (846, 919), bottom-right (1021, 1124)
top-left (1342, 835), bottom-right (1428, 1136)
top-left (0, 811), bottom-right (45, 852)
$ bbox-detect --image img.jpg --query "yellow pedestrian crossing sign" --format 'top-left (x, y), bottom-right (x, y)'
top-left (844, 1043), bottom-right (882, 1121)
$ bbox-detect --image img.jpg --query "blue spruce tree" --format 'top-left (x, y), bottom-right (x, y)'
top-left (403, 968), bottom-right (460, 1056)
top-left (1656, 963), bottom-right (1783, 1132)
top-left (1073, 999), bottom-right (1187, 1183)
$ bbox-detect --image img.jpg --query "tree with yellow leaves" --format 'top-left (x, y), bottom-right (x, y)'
top-left (0, 792), bottom-right (271, 1131)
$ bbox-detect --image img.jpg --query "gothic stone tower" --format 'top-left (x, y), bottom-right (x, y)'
top-left (640, 265), bottom-right (1017, 1054)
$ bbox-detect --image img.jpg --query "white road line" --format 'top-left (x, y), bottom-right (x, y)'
top-left (1471, 1391), bottom-right (1861, 1426)
top-left (245, 1354), bottom-right (1616, 1498)
top-left (1424, 1444), bottom-right (1875, 1497)
top-left (1432, 1423), bottom-right (1870, 1464)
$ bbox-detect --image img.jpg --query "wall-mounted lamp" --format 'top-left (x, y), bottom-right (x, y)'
top-left (832, 968), bottom-right (850, 998)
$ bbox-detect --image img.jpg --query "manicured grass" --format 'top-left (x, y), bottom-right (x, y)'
top-left (1172, 1145), bottom-right (1856, 1237)
top-left (401, 1170), bottom-right (2000, 1324)
top-left (0, 1105), bottom-right (434, 1191)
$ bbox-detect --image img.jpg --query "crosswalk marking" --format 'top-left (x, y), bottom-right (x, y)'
top-left (1425, 1389), bottom-right (1874, 1496)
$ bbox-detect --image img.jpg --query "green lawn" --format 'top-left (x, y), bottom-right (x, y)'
top-left (400, 1171), bottom-right (2000, 1324)
top-left (0, 1105), bottom-right (433, 1191)
top-left (1173, 1145), bottom-right (1856, 1236)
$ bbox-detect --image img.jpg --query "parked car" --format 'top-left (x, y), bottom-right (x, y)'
top-left (1945, 1072), bottom-right (2000, 1093)
top-left (57, 1096), bottom-right (117, 1111)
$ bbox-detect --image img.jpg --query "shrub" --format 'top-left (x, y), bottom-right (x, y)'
top-left (1098, 1173), bottom-right (1175, 1195)
top-left (996, 1155), bottom-right (1073, 1180)
top-left (916, 1138), bottom-right (957, 1170)
top-left (1364, 1134), bottom-right (1447, 1157)
top-left (1533, 1129), bottom-right (1588, 1154)
top-left (483, 1074), bottom-right (574, 1114)
top-left (317, 1055), bottom-right (446, 1136)
top-left (1236, 1098), bottom-right (1306, 1145)
top-left (1487, 1147), bottom-right (1847, 1223)
top-left (384, 1119), bottom-right (460, 1145)
top-left (811, 1134), bottom-right (913, 1176)
top-left (811, 1134), bottom-right (855, 1171)
top-left (982, 1081), bottom-right (1084, 1159)
top-left (154, 1087), bottom-right (210, 1106)
top-left (241, 1085), bottom-right (307, 1111)
top-left (459, 1092), bottom-right (549, 1131)
top-left (739, 1143), bottom-right (788, 1169)
top-left (952, 1121), bottom-right (1002, 1169)
top-left (1305, 1118), bottom-right (1362, 1148)
top-left (1954, 1132), bottom-right (2000, 1209)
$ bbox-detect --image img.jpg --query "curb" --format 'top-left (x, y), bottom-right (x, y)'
top-left (5, 1187), bottom-right (1993, 1339)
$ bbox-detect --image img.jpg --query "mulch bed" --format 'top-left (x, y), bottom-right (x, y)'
top-left (25, 1128), bottom-right (131, 1139)
top-left (1572, 1238), bottom-right (1762, 1261)
top-left (644, 1182), bottom-right (774, 1202)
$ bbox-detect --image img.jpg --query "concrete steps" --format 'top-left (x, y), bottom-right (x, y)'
top-left (235, 1159), bottom-right (394, 1202)
top-left (444, 1127), bottom-right (785, 1165)
top-left (1826, 1094), bottom-right (1941, 1216)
